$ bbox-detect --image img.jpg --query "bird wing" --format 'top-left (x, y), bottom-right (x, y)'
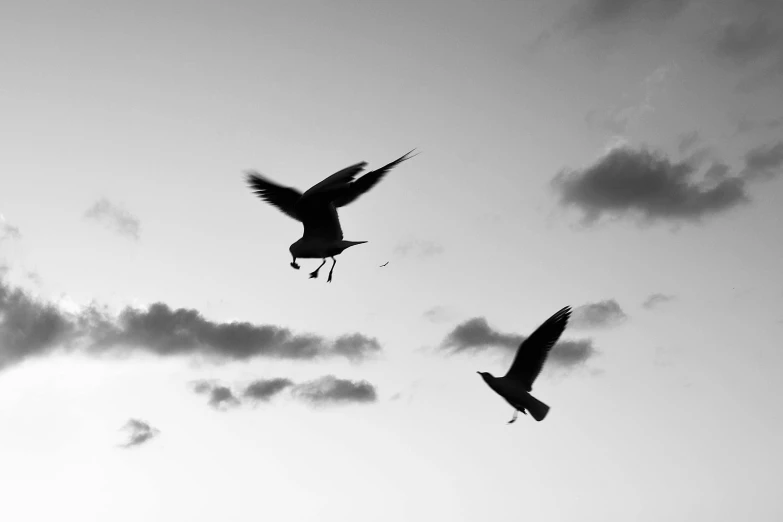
top-left (302, 162), bottom-right (368, 200)
top-left (504, 306), bottom-right (572, 390)
top-left (245, 171), bottom-right (303, 222)
top-left (332, 149), bottom-right (419, 208)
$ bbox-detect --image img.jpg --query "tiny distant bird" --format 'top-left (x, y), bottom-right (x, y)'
top-left (246, 150), bottom-right (418, 282)
top-left (380, 261), bottom-right (389, 267)
top-left (477, 306), bottom-right (571, 424)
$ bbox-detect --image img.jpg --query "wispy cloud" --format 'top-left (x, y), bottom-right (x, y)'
top-left (551, 142), bottom-right (783, 226)
top-left (571, 300), bottom-right (628, 329)
top-left (0, 215), bottom-right (21, 242)
top-left (678, 131), bottom-right (701, 154)
top-left (291, 376), bottom-right (378, 406)
top-left (422, 306), bottom-right (453, 323)
top-left (570, 0), bottom-right (691, 29)
top-left (393, 239), bottom-right (444, 259)
top-left (119, 418), bottom-right (160, 448)
top-left (439, 317), bottom-right (595, 370)
top-left (586, 65), bottom-right (678, 137)
top-left (643, 293), bottom-right (676, 309)
top-left (537, 0), bottom-right (691, 47)
top-left (84, 198), bottom-right (141, 240)
top-left (0, 274), bottom-right (382, 371)
top-left (735, 114), bottom-right (783, 134)
top-left (191, 375), bottom-right (377, 409)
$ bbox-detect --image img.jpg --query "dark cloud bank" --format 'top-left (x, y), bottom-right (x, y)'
top-left (439, 317), bottom-right (595, 369)
top-left (192, 375), bottom-right (377, 409)
top-left (0, 275), bottom-right (381, 371)
top-left (552, 142), bottom-right (783, 225)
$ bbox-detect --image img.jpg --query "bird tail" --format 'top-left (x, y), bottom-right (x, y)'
top-left (337, 240), bottom-right (367, 252)
top-left (526, 394), bottom-right (550, 422)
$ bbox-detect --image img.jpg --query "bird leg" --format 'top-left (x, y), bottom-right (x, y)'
top-left (327, 257), bottom-right (337, 283)
top-left (507, 409), bottom-right (519, 424)
top-left (290, 256), bottom-right (300, 270)
top-left (310, 259), bottom-right (327, 279)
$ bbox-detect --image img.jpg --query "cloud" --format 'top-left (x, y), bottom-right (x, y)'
top-left (736, 115), bottom-right (783, 134)
top-left (643, 293), bottom-right (676, 309)
top-left (678, 131), bottom-right (701, 154)
top-left (291, 375), bottom-right (378, 406)
top-left (549, 0), bottom-right (691, 41)
top-left (120, 418), bottom-right (160, 448)
top-left (550, 143), bottom-right (783, 225)
top-left (574, 0), bottom-right (690, 27)
top-left (393, 240), bottom-right (444, 258)
top-left (191, 375), bottom-right (378, 409)
top-left (207, 386), bottom-right (240, 410)
top-left (0, 275), bottom-right (382, 371)
top-left (713, 15), bottom-right (783, 66)
top-left (0, 279), bottom-right (78, 370)
top-left (0, 215), bottom-right (21, 242)
top-left (586, 65), bottom-right (677, 136)
top-left (243, 378), bottom-right (294, 401)
top-left (741, 142), bottom-right (783, 181)
top-left (707, 0), bottom-right (783, 90)
top-left (571, 300), bottom-right (628, 329)
top-left (191, 380), bottom-right (241, 410)
top-left (439, 317), bottom-right (595, 369)
top-left (91, 302), bottom-right (381, 362)
top-left (84, 198), bottom-right (141, 240)
top-left (422, 306), bottom-right (452, 323)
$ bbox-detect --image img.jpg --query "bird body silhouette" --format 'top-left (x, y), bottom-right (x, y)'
top-left (478, 306), bottom-right (571, 423)
top-left (246, 150), bottom-right (417, 282)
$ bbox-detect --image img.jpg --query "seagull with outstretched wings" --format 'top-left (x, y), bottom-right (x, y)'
top-left (477, 306), bottom-right (571, 423)
top-left (245, 150), bottom-right (418, 282)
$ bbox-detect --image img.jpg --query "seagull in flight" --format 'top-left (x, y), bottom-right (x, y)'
top-left (477, 306), bottom-right (571, 423)
top-left (246, 150), bottom-right (418, 282)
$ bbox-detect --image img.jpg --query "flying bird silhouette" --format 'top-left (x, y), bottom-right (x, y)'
top-left (380, 261), bottom-right (389, 267)
top-left (477, 306), bottom-right (571, 424)
top-left (246, 150), bottom-right (418, 282)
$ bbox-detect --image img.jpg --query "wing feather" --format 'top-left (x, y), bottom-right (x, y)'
top-left (245, 172), bottom-right (303, 221)
top-left (302, 162), bottom-right (367, 199)
top-left (332, 149), bottom-right (419, 207)
top-left (505, 306), bottom-right (572, 390)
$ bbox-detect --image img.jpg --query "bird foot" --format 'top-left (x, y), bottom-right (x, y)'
top-left (309, 271), bottom-right (319, 279)
top-left (507, 410), bottom-right (519, 424)
top-left (290, 262), bottom-right (300, 270)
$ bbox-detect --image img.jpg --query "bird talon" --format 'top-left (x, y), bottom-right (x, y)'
top-left (309, 273), bottom-right (318, 279)
top-left (290, 262), bottom-right (300, 270)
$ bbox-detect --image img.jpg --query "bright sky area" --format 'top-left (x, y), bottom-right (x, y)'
top-left (1, 1), bottom-right (782, 521)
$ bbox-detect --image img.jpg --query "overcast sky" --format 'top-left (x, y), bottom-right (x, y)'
top-left (1, 1), bottom-right (782, 521)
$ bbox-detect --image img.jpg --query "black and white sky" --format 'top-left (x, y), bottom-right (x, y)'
top-left (1, 1), bottom-right (782, 521)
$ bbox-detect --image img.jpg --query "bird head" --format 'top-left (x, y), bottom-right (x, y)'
top-left (476, 371), bottom-right (493, 383)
